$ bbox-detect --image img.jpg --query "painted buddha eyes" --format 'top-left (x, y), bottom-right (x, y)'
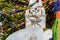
top-left (30, 7), bottom-right (40, 14)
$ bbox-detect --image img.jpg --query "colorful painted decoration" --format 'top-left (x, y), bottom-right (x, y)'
top-left (53, 11), bottom-right (60, 40)
top-left (53, 0), bottom-right (60, 40)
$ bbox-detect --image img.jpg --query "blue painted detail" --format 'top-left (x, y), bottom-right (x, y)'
top-left (53, 2), bottom-right (60, 12)
top-left (49, 38), bottom-right (53, 40)
top-left (38, 19), bottom-right (42, 22)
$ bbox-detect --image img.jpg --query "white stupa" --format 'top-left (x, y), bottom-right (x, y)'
top-left (6, 0), bottom-right (52, 40)
top-left (25, 0), bottom-right (46, 29)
